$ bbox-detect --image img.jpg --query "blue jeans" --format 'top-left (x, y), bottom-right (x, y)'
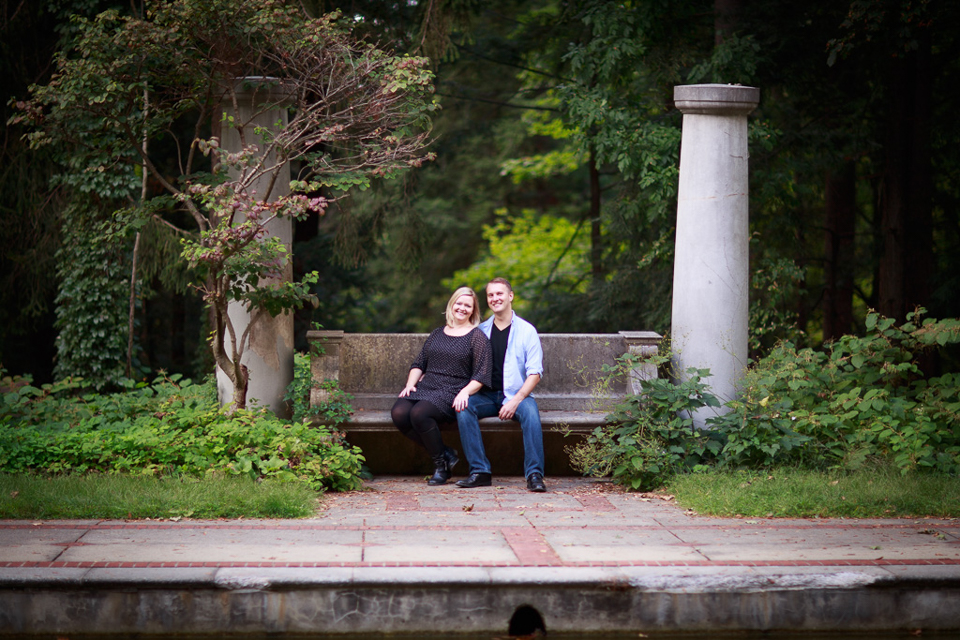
top-left (456, 389), bottom-right (544, 478)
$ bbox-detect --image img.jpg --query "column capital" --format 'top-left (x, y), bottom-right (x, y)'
top-left (228, 76), bottom-right (295, 108)
top-left (674, 84), bottom-right (759, 116)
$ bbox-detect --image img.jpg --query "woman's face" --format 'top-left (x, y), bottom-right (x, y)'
top-left (451, 294), bottom-right (475, 324)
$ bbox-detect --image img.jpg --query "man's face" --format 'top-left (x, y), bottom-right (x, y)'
top-left (486, 282), bottom-right (514, 315)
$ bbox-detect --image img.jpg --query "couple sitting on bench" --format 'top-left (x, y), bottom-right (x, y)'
top-left (390, 277), bottom-right (547, 493)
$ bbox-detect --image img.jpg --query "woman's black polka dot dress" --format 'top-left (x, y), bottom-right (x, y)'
top-left (407, 326), bottom-right (492, 419)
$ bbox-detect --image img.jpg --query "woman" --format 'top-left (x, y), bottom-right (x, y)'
top-left (391, 286), bottom-right (492, 485)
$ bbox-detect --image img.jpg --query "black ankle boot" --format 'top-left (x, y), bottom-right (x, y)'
top-left (427, 454), bottom-right (450, 486)
top-left (443, 446), bottom-right (459, 472)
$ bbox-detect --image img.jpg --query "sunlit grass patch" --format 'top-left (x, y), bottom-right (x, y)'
top-left (666, 466), bottom-right (960, 518)
top-left (0, 473), bottom-right (320, 520)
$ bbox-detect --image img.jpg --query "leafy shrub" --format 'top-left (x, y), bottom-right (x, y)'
top-left (0, 371), bottom-right (364, 492)
top-left (574, 310), bottom-right (960, 490)
top-left (718, 309), bottom-right (960, 474)
top-left (569, 352), bottom-right (725, 490)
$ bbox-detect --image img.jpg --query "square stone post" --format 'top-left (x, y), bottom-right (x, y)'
top-left (619, 331), bottom-right (662, 394)
top-left (671, 84), bottom-right (759, 428)
top-left (307, 330), bottom-right (344, 409)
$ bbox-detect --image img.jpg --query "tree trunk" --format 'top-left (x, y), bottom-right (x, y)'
top-left (823, 161), bottom-right (856, 341)
top-left (715, 0), bottom-right (741, 44)
top-left (878, 41), bottom-right (933, 322)
top-left (232, 364), bottom-right (249, 411)
top-left (588, 145), bottom-right (602, 283)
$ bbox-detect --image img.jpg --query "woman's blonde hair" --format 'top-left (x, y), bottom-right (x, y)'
top-left (445, 286), bottom-right (481, 327)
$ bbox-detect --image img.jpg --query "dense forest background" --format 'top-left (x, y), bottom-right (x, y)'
top-left (2, 0), bottom-right (958, 387)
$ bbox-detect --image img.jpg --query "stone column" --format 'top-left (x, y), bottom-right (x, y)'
top-left (671, 84), bottom-right (759, 428)
top-left (216, 78), bottom-right (294, 416)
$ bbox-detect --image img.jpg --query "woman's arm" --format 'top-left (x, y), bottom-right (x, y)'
top-left (453, 379), bottom-right (485, 412)
top-left (399, 368), bottom-right (424, 397)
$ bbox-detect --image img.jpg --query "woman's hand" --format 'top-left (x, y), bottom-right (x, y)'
top-left (452, 388), bottom-right (471, 412)
top-left (399, 368), bottom-right (423, 398)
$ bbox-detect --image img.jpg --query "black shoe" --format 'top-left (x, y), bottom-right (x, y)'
top-left (456, 472), bottom-right (492, 488)
top-left (526, 472), bottom-right (546, 493)
top-left (427, 454), bottom-right (451, 486)
top-left (443, 447), bottom-right (459, 472)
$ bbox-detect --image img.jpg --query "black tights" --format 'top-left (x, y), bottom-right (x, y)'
top-left (391, 398), bottom-right (447, 458)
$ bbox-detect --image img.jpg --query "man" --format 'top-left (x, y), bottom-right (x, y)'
top-left (455, 277), bottom-right (546, 492)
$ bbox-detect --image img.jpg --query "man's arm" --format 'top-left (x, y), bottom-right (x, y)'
top-left (499, 373), bottom-right (540, 420)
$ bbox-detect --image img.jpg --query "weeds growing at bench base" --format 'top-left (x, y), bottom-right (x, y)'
top-left (570, 310), bottom-right (960, 504)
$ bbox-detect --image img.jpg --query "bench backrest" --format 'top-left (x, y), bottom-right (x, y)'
top-left (308, 331), bottom-right (660, 414)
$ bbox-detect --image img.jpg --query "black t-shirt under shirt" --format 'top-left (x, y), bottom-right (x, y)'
top-left (490, 322), bottom-right (511, 392)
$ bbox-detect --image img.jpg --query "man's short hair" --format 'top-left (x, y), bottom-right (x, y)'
top-left (487, 277), bottom-right (513, 292)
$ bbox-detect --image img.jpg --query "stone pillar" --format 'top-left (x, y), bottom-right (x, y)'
top-left (671, 84), bottom-right (759, 428)
top-left (216, 78), bottom-right (294, 416)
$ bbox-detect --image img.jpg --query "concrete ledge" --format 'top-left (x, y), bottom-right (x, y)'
top-left (2, 568), bottom-right (960, 635)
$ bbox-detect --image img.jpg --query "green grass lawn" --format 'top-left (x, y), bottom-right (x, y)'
top-left (3, 467), bottom-right (959, 520)
top-left (666, 467), bottom-right (960, 519)
top-left (0, 473), bottom-right (321, 520)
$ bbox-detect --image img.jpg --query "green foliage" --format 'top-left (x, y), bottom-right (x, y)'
top-left (443, 208), bottom-right (590, 315)
top-left (687, 33), bottom-right (763, 85)
top-left (53, 206), bottom-right (136, 390)
top-left (720, 309), bottom-right (960, 474)
top-left (749, 252), bottom-right (806, 353)
top-left (569, 352), bottom-right (725, 491)
top-left (0, 373), bottom-right (364, 492)
top-left (575, 310), bottom-right (960, 491)
top-left (283, 351), bottom-right (354, 425)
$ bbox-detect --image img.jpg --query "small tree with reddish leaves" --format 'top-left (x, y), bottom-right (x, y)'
top-left (15, 0), bottom-right (436, 409)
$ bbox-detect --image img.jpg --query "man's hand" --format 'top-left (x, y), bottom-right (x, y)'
top-left (498, 396), bottom-right (521, 421)
top-left (499, 373), bottom-right (540, 420)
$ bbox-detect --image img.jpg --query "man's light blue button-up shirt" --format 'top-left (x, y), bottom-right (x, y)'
top-left (478, 312), bottom-right (543, 404)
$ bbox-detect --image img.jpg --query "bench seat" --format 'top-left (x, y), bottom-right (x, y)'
top-left (341, 409), bottom-right (613, 433)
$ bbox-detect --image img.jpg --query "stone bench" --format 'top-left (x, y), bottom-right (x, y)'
top-left (307, 330), bottom-right (661, 475)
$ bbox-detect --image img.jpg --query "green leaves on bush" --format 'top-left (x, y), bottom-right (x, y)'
top-left (0, 372), bottom-right (364, 492)
top-left (569, 363), bottom-right (724, 491)
top-left (573, 309), bottom-right (960, 491)
top-left (722, 309), bottom-right (960, 474)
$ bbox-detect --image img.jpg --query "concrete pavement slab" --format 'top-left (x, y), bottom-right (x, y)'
top-left (363, 528), bottom-right (517, 564)
top-left (543, 528), bottom-right (708, 563)
top-left (57, 527), bottom-right (365, 564)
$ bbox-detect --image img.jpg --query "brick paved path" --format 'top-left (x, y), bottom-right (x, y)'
top-left (2, 476), bottom-right (957, 570)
